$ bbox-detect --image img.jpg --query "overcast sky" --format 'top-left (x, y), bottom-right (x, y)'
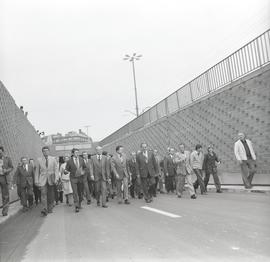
top-left (1, 0), bottom-right (269, 141)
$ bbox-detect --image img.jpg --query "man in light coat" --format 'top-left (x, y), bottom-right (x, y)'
top-left (90, 146), bottom-right (110, 208)
top-left (234, 132), bottom-right (256, 189)
top-left (36, 146), bottom-right (58, 216)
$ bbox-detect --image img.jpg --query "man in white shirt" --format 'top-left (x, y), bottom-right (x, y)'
top-left (234, 132), bottom-right (257, 189)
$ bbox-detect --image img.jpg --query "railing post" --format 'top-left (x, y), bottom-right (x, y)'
top-left (256, 38), bottom-right (262, 68)
top-left (226, 58), bottom-right (233, 83)
top-left (189, 83), bottom-right (194, 102)
top-left (176, 91), bottom-right (180, 109)
top-left (206, 71), bottom-right (211, 94)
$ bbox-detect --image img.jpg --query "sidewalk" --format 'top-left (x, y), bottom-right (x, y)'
top-left (0, 200), bottom-right (21, 226)
top-left (207, 185), bottom-right (270, 194)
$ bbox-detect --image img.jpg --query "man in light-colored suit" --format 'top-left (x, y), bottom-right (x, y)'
top-left (111, 145), bottom-right (130, 204)
top-left (136, 143), bottom-right (158, 203)
top-left (174, 144), bottom-right (196, 199)
top-left (90, 146), bottom-right (110, 208)
top-left (36, 146), bottom-right (58, 216)
top-left (234, 132), bottom-right (257, 189)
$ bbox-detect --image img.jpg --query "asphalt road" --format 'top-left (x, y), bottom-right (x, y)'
top-left (0, 192), bottom-right (270, 262)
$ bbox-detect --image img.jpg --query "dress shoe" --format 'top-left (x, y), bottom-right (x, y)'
top-left (75, 207), bottom-right (79, 213)
top-left (102, 204), bottom-right (108, 208)
top-left (216, 190), bottom-right (223, 193)
top-left (177, 195), bottom-right (182, 198)
top-left (48, 209), bottom-right (53, 214)
top-left (124, 200), bottom-right (130, 204)
top-left (87, 200), bottom-right (91, 205)
top-left (191, 194), bottom-right (197, 199)
top-left (22, 207), bottom-right (28, 212)
top-left (2, 213), bottom-right (8, 216)
top-left (118, 201), bottom-right (123, 204)
top-left (41, 209), bottom-right (47, 217)
top-left (97, 202), bottom-right (101, 206)
top-left (145, 199), bottom-right (151, 203)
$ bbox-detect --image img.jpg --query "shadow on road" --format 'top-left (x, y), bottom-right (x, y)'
top-left (0, 206), bottom-right (45, 262)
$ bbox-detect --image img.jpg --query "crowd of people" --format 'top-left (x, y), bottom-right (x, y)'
top-left (0, 132), bottom-right (257, 217)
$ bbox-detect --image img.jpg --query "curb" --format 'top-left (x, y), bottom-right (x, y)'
top-left (207, 187), bottom-right (270, 195)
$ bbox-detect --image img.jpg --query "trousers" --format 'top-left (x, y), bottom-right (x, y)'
top-left (240, 159), bottom-right (256, 188)
top-left (40, 182), bottom-right (54, 212)
top-left (0, 175), bottom-right (9, 215)
top-left (176, 173), bottom-right (195, 196)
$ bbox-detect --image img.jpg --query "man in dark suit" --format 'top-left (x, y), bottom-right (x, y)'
top-left (164, 148), bottom-right (176, 193)
top-left (82, 151), bottom-right (92, 205)
top-left (14, 157), bottom-right (35, 211)
top-left (65, 148), bottom-right (87, 213)
top-left (111, 145), bottom-right (130, 204)
top-left (128, 151), bottom-right (141, 199)
top-left (0, 146), bottom-right (14, 216)
top-left (90, 146), bottom-right (110, 208)
top-left (136, 143), bottom-right (158, 203)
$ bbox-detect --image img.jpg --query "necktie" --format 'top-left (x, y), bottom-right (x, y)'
top-left (45, 157), bottom-right (48, 168)
top-left (76, 158), bottom-right (79, 168)
top-left (98, 155), bottom-right (101, 162)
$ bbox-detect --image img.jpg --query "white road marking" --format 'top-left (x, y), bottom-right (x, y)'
top-left (141, 206), bottom-right (181, 218)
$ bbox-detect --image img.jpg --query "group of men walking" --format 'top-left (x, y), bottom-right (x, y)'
top-left (0, 132), bottom-right (257, 217)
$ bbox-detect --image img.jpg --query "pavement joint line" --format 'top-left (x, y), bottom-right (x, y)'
top-left (141, 206), bottom-right (181, 218)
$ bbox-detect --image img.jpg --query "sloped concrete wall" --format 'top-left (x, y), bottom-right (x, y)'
top-left (101, 65), bottom-right (270, 185)
top-left (0, 81), bottom-right (44, 203)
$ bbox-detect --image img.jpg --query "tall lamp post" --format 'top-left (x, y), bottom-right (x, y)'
top-left (123, 53), bottom-right (142, 117)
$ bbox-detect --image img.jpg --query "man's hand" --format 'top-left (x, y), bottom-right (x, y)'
top-left (115, 173), bottom-right (120, 179)
top-left (166, 173), bottom-right (169, 177)
top-left (91, 175), bottom-right (94, 180)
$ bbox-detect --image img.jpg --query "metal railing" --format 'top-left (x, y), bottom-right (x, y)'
top-left (101, 29), bottom-right (270, 146)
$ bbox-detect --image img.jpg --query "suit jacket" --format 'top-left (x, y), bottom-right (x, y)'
top-left (136, 150), bottom-right (158, 178)
top-left (65, 157), bottom-right (86, 179)
top-left (164, 155), bottom-right (176, 176)
top-left (111, 153), bottom-right (129, 180)
top-left (83, 158), bottom-right (93, 181)
top-left (234, 139), bottom-right (256, 161)
top-left (90, 155), bottom-right (110, 182)
top-left (174, 151), bottom-right (192, 176)
top-left (36, 156), bottom-right (58, 187)
top-left (14, 164), bottom-right (34, 188)
top-left (0, 156), bottom-right (14, 184)
top-left (127, 159), bottom-right (138, 179)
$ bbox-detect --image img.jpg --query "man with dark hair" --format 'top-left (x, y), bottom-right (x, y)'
top-left (0, 146), bottom-right (14, 216)
top-left (190, 144), bottom-right (206, 195)
top-left (14, 157), bottom-right (35, 211)
top-left (90, 146), bottom-right (110, 208)
top-left (82, 151), bottom-right (92, 205)
top-left (36, 146), bottom-right (58, 216)
top-left (128, 152), bottom-right (141, 199)
top-left (164, 148), bottom-right (176, 193)
top-left (111, 145), bottom-right (130, 204)
top-left (136, 143), bottom-right (158, 203)
top-left (65, 148), bottom-right (87, 213)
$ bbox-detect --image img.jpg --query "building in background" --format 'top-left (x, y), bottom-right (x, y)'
top-left (42, 129), bottom-right (97, 158)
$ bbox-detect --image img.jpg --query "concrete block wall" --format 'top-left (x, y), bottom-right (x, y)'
top-left (0, 81), bottom-right (44, 204)
top-left (101, 66), bottom-right (270, 185)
